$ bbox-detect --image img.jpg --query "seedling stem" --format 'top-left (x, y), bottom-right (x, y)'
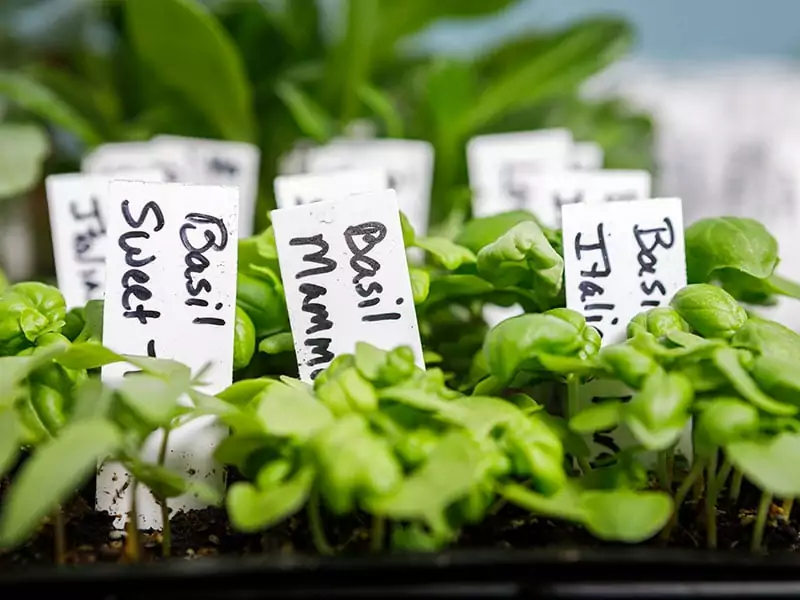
top-left (157, 427), bottom-right (172, 557)
top-left (125, 479), bottom-right (141, 563)
top-left (308, 487), bottom-right (334, 556)
top-left (371, 515), bottom-right (385, 553)
top-left (53, 506), bottom-right (66, 565)
top-left (751, 491), bottom-right (773, 553)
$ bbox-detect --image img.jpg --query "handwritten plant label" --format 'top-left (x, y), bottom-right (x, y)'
top-left (466, 129), bottom-right (574, 218)
top-left (272, 190), bottom-right (424, 382)
top-left (81, 142), bottom-right (192, 183)
top-left (153, 136), bottom-right (261, 238)
top-left (97, 181), bottom-right (239, 529)
top-left (561, 197), bottom-right (691, 462)
top-left (274, 168), bottom-right (388, 209)
top-left (572, 141), bottom-right (604, 169)
top-left (304, 139), bottom-right (434, 237)
top-left (522, 170), bottom-right (652, 230)
top-left (45, 171), bottom-right (165, 310)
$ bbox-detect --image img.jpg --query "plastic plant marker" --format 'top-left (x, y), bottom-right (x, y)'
top-left (466, 129), bottom-right (574, 218)
top-left (271, 189), bottom-right (424, 383)
top-left (44, 171), bottom-right (165, 310)
top-left (274, 168), bottom-right (388, 209)
top-left (97, 180), bottom-right (239, 529)
top-left (561, 198), bottom-right (691, 461)
top-left (572, 141), bottom-right (605, 170)
top-left (467, 129), bottom-right (574, 328)
top-left (521, 170), bottom-right (651, 230)
top-left (152, 136), bottom-right (261, 238)
top-left (304, 139), bottom-right (434, 237)
top-left (81, 141), bottom-right (194, 183)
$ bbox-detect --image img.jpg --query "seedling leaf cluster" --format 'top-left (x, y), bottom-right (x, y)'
top-left (2, 211), bottom-right (800, 560)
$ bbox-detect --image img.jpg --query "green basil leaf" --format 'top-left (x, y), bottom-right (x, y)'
top-left (414, 237), bottom-right (476, 270)
top-left (570, 400), bottom-right (622, 434)
top-left (0, 418), bottom-right (121, 548)
top-left (126, 0), bottom-right (255, 141)
top-left (226, 466), bottom-right (314, 532)
top-left (0, 123), bottom-right (50, 201)
top-left (367, 431), bottom-right (483, 523)
top-left (727, 432), bottom-right (800, 497)
top-left (580, 489), bottom-right (673, 543)
top-left (685, 217), bottom-right (778, 284)
top-left (0, 72), bottom-right (102, 145)
top-left (254, 382), bottom-right (333, 440)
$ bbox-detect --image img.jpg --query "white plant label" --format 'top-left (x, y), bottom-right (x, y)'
top-left (81, 142), bottom-right (192, 183)
top-left (572, 141), bottom-right (604, 170)
top-left (278, 140), bottom-right (316, 176)
top-left (97, 181), bottom-right (239, 529)
top-left (272, 190), bottom-right (424, 383)
top-left (304, 139), bottom-right (434, 237)
top-left (274, 168), bottom-right (388, 209)
top-left (561, 198), bottom-right (690, 462)
top-left (153, 136), bottom-right (261, 238)
top-left (468, 129), bottom-right (574, 328)
top-left (523, 170), bottom-right (652, 229)
top-left (45, 171), bottom-right (165, 310)
top-left (466, 129), bottom-right (574, 218)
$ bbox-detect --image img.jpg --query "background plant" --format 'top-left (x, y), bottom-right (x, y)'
top-left (0, 0), bottom-right (650, 276)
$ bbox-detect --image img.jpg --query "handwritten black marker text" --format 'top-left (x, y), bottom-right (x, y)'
top-left (180, 213), bottom-right (229, 327)
top-left (344, 221), bottom-right (405, 323)
top-left (70, 196), bottom-right (106, 302)
top-left (118, 199), bottom-right (164, 360)
top-left (291, 234), bottom-right (338, 379)
top-left (633, 217), bottom-right (674, 309)
top-left (574, 223), bottom-right (615, 338)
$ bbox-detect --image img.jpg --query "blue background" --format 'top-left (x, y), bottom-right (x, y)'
top-left (423, 0), bottom-right (800, 61)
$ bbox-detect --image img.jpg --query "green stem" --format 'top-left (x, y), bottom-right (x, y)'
top-left (125, 479), bottom-right (141, 563)
top-left (666, 452), bottom-right (675, 490)
top-left (659, 458), bottom-right (706, 544)
top-left (157, 427), bottom-right (172, 558)
top-left (566, 375), bottom-right (580, 421)
top-left (308, 488), bottom-right (334, 556)
top-left (657, 451), bottom-right (671, 491)
top-left (714, 457), bottom-right (733, 494)
top-left (488, 497), bottom-right (507, 516)
top-left (751, 491), bottom-right (773, 553)
top-left (705, 453), bottom-right (718, 549)
top-left (783, 498), bottom-right (794, 520)
top-left (566, 375), bottom-right (590, 476)
top-left (370, 515), bottom-right (385, 553)
top-left (730, 469), bottom-right (744, 503)
top-left (692, 470), bottom-right (704, 503)
top-left (53, 506), bottom-right (66, 566)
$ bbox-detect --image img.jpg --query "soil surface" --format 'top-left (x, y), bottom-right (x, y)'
top-left (2, 475), bottom-right (799, 570)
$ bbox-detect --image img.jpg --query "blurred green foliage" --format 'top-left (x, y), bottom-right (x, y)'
top-left (0, 0), bottom-right (653, 231)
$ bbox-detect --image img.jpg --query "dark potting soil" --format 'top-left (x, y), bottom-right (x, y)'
top-left (2, 476), bottom-right (800, 571)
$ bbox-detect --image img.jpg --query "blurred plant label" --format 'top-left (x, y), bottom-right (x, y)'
top-left (572, 141), bottom-right (604, 169)
top-left (523, 170), bottom-right (651, 229)
top-left (82, 142), bottom-right (192, 182)
top-left (274, 168), bottom-right (388, 208)
top-left (98, 181), bottom-right (239, 529)
top-left (272, 190), bottom-right (424, 383)
top-left (305, 140), bottom-right (434, 237)
top-left (562, 198), bottom-right (691, 462)
top-left (153, 136), bottom-right (261, 238)
top-left (45, 170), bottom-right (165, 310)
top-left (467, 129), bottom-right (573, 218)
